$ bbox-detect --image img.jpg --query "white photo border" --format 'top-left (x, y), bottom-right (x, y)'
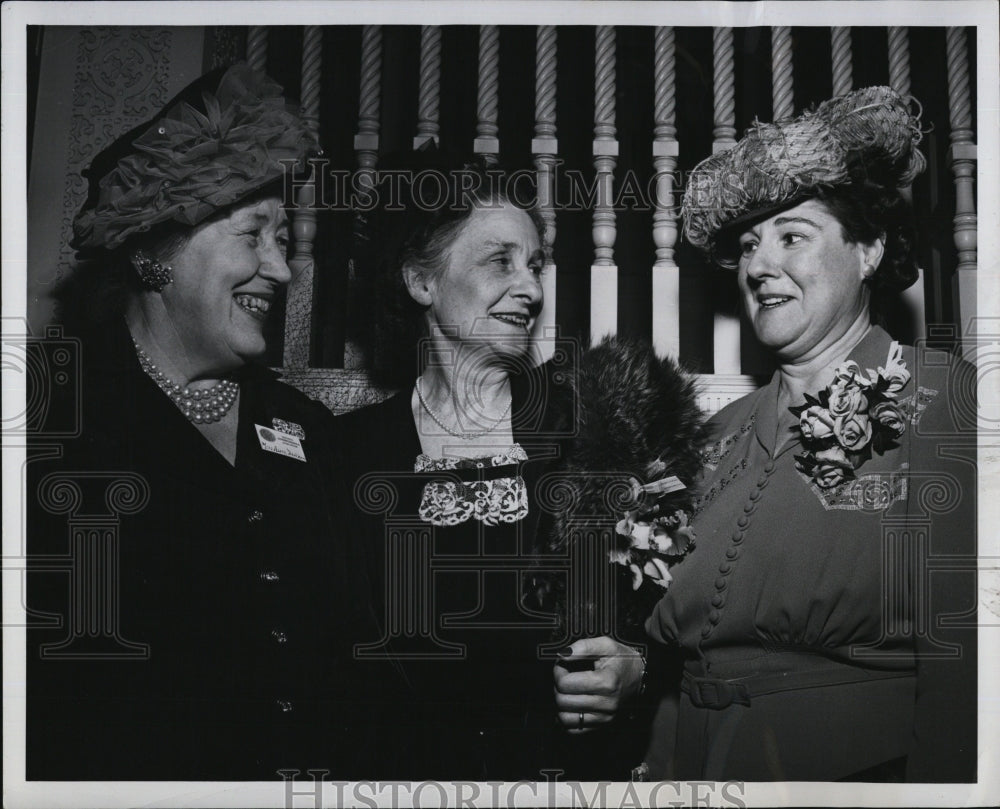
top-left (3, 2), bottom-right (998, 807)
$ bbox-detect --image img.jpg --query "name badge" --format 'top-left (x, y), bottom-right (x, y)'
top-left (255, 424), bottom-right (307, 462)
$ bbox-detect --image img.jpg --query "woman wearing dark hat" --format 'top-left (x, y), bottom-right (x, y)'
top-left (557, 87), bottom-right (977, 782)
top-left (27, 64), bottom-right (382, 779)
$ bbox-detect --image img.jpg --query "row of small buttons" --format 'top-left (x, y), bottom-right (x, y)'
top-left (249, 508), bottom-right (294, 712)
top-left (250, 511), bottom-right (281, 583)
top-left (249, 510), bottom-right (285, 641)
top-left (701, 458), bottom-right (775, 640)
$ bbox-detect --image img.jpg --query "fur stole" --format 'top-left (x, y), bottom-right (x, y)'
top-left (531, 337), bottom-right (707, 640)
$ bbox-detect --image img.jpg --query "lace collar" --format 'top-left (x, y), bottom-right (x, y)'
top-left (414, 444), bottom-right (529, 527)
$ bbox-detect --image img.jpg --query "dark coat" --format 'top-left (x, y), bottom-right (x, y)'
top-left (337, 344), bottom-right (710, 781)
top-left (26, 320), bottom-right (382, 780)
top-left (336, 360), bottom-right (576, 780)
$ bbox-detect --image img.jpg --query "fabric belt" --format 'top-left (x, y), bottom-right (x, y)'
top-left (415, 464), bottom-right (520, 484)
top-left (681, 658), bottom-right (913, 710)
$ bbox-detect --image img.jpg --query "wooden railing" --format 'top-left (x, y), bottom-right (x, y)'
top-left (252, 25), bottom-right (977, 416)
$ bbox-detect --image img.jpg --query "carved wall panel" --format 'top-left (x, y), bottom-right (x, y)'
top-left (55, 28), bottom-right (174, 284)
top-left (27, 27), bottom-right (204, 330)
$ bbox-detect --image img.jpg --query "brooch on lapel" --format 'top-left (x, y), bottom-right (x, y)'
top-left (272, 418), bottom-right (305, 440)
top-left (790, 342), bottom-right (910, 489)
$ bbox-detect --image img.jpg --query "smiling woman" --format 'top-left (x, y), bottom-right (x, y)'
top-left (732, 199), bottom-right (883, 363)
top-left (643, 87), bottom-right (977, 782)
top-left (136, 195), bottom-right (293, 401)
top-left (337, 156), bottom-right (571, 779)
top-left (27, 64), bottom-right (383, 779)
top-left (559, 86), bottom-right (978, 783)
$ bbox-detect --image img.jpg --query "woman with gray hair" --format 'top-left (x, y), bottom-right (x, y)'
top-left (338, 155), bottom-right (565, 779)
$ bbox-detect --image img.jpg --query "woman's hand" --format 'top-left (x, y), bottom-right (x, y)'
top-left (553, 637), bottom-right (645, 733)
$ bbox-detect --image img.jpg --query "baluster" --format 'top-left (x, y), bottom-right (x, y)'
top-left (284, 26), bottom-right (321, 369)
top-left (652, 27), bottom-right (680, 359)
top-left (591, 26), bottom-right (618, 341)
top-left (946, 27), bottom-right (977, 343)
top-left (475, 26), bottom-right (500, 164)
top-left (532, 25), bottom-right (558, 361)
top-left (711, 27), bottom-right (740, 374)
top-left (298, 26), bottom-right (322, 139)
top-left (887, 27), bottom-right (911, 97)
top-left (887, 27), bottom-right (925, 341)
top-left (771, 27), bottom-right (794, 122)
top-left (414, 26), bottom-right (441, 149)
top-left (246, 26), bottom-right (268, 73)
top-left (831, 27), bottom-right (853, 97)
top-left (355, 26), bottom-right (382, 178)
top-left (712, 28), bottom-right (737, 150)
top-left (344, 25), bottom-right (384, 371)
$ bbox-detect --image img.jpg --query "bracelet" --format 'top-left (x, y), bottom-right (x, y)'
top-left (637, 651), bottom-right (648, 697)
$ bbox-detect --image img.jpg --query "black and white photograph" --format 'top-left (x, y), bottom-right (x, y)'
top-left (3, 1), bottom-right (998, 807)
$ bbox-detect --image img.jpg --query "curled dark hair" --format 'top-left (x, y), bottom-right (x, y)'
top-left (355, 155), bottom-right (545, 388)
top-left (811, 181), bottom-right (919, 297)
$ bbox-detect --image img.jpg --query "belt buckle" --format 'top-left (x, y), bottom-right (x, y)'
top-left (692, 676), bottom-right (746, 709)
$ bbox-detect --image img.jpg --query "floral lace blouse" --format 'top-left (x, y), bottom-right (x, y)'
top-left (415, 444), bottom-right (529, 527)
top-left (335, 362), bottom-right (572, 779)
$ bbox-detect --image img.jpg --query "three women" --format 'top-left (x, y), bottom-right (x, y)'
top-left (28, 63), bottom-right (976, 784)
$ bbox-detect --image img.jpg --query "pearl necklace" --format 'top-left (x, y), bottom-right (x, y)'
top-left (133, 339), bottom-right (239, 425)
top-left (415, 376), bottom-right (513, 440)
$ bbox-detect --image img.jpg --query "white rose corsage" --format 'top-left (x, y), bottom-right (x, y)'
top-left (611, 469), bottom-right (696, 591)
top-left (790, 341), bottom-right (910, 489)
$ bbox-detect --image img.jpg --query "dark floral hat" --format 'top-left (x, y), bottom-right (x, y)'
top-left (72, 63), bottom-right (320, 252)
top-left (681, 86), bottom-right (926, 260)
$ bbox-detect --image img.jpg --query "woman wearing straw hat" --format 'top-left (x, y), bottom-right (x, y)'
top-left (26, 64), bottom-right (385, 779)
top-left (555, 86), bottom-right (977, 782)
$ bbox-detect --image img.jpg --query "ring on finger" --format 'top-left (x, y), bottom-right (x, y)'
top-left (578, 712), bottom-right (585, 729)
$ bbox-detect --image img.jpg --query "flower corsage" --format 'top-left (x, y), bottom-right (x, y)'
top-left (612, 467), bottom-right (696, 592)
top-left (790, 341), bottom-right (910, 489)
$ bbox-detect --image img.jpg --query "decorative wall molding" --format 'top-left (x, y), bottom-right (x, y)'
top-left (57, 28), bottom-right (174, 283)
top-left (278, 368), bottom-right (395, 415)
top-left (693, 374), bottom-right (763, 415)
